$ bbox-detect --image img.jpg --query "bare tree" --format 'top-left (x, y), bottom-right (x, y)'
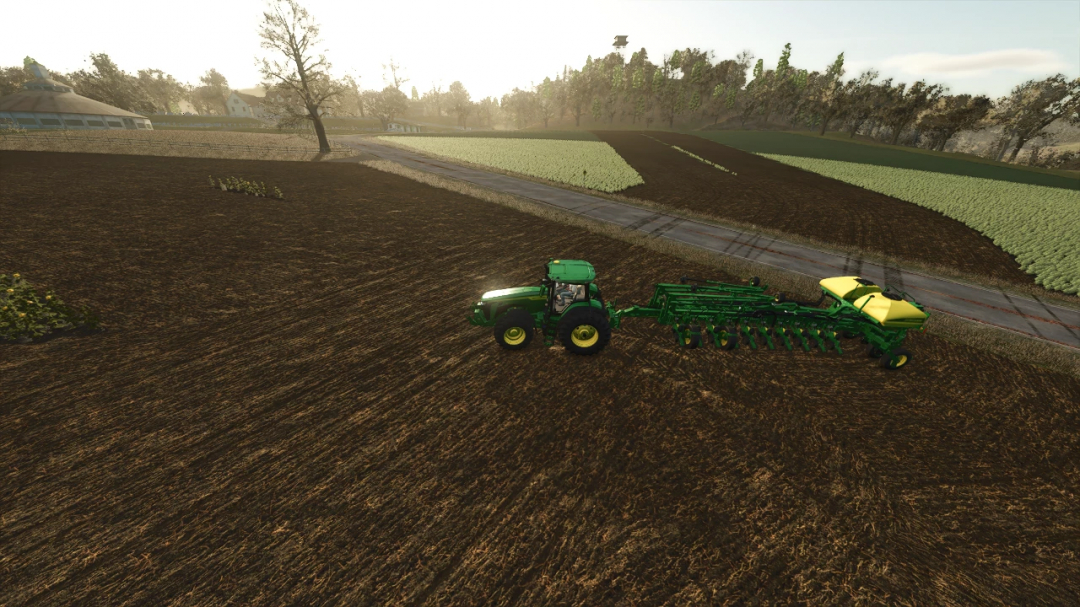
top-left (256, 0), bottom-right (344, 152)
top-left (383, 58), bottom-right (409, 90)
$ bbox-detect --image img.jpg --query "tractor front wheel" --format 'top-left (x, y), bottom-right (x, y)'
top-left (494, 309), bottom-right (534, 350)
top-left (558, 307), bottom-right (611, 355)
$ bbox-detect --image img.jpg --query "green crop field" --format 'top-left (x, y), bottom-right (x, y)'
top-left (378, 136), bottom-right (642, 192)
top-left (696, 131), bottom-right (1080, 190)
top-left (760, 154), bottom-right (1080, 294)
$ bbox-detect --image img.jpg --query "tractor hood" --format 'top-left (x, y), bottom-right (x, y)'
top-left (480, 286), bottom-right (544, 301)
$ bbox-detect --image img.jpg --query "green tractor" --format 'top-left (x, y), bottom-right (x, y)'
top-left (467, 258), bottom-right (611, 354)
top-left (467, 259), bottom-right (930, 369)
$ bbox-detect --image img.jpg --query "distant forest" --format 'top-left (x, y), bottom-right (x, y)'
top-left (3, 41), bottom-right (1078, 169)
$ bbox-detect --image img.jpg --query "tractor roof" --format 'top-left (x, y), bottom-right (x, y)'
top-left (546, 259), bottom-right (596, 283)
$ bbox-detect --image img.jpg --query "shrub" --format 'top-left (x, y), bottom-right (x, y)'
top-left (0, 273), bottom-right (101, 343)
top-left (209, 175), bottom-right (285, 199)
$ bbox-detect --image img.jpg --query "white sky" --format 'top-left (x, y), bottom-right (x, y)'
top-left (2, 0), bottom-right (1077, 100)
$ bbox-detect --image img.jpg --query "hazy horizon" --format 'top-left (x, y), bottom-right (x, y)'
top-left (2, 0), bottom-right (1077, 100)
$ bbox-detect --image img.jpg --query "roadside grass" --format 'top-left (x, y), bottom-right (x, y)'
top-left (386, 130), bottom-right (600, 141)
top-left (344, 136), bottom-right (1080, 311)
top-left (360, 158), bottom-right (1080, 379)
top-left (694, 130), bottom-right (1080, 189)
top-left (0, 129), bottom-right (358, 161)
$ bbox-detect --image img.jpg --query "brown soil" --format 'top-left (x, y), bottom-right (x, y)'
top-left (2, 151), bottom-right (1078, 606)
top-left (593, 131), bottom-right (1036, 287)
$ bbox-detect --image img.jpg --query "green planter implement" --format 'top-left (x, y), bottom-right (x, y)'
top-left (468, 259), bottom-right (929, 369)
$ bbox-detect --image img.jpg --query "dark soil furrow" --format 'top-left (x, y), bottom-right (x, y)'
top-left (1, 151), bottom-right (1078, 606)
top-left (595, 131), bottom-right (1036, 287)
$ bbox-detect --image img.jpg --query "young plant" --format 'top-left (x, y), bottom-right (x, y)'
top-left (209, 175), bottom-right (285, 200)
top-left (0, 273), bottom-right (101, 343)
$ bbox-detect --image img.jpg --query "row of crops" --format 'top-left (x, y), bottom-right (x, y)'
top-left (377, 136), bottom-right (644, 193)
top-left (760, 154), bottom-right (1080, 294)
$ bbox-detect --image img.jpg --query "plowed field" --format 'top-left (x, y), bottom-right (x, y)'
top-left (2, 151), bottom-right (1078, 606)
top-left (593, 131), bottom-right (1035, 287)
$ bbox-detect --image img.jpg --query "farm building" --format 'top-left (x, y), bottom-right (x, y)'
top-left (0, 63), bottom-right (153, 131)
top-left (227, 91), bottom-right (276, 119)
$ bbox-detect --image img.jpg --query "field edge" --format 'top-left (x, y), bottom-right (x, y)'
top-left (358, 157), bottom-right (1080, 380)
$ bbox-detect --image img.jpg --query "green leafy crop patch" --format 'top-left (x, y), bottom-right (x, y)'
top-left (210, 175), bottom-right (285, 199)
top-left (377, 136), bottom-right (645, 193)
top-left (0, 273), bottom-right (101, 343)
top-left (759, 154), bottom-right (1080, 294)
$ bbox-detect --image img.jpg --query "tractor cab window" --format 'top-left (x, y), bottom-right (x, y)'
top-left (553, 282), bottom-right (585, 313)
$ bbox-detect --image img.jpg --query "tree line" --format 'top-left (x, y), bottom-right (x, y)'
top-left (2, 0), bottom-right (1076, 165)
top-left (490, 44), bottom-right (1079, 167)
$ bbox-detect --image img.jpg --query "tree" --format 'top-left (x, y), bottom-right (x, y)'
top-left (501, 87), bottom-right (537, 128)
top-left (741, 58), bottom-right (766, 126)
top-left (881, 80), bottom-right (945, 144)
top-left (752, 43), bottom-right (794, 126)
top-left (383, 58), bottom-right (408, 90)
top-left (655, 50), bottom-right (686, 128)
top-left (67, 53), bottom-right (154, 113)
top-left (536, 77), bottom-right (556, 127)
top-left (137, 69), bottom-right (186, 114)
top-left (916, 94), bottom-right (992, 151)
top-left (339, 74), bottom-right (364, 117)
top-left (448, 81), bottom-right (473, 128)
top-left (256, 0), bottom-right (345, 152)
top-left (475, 96), bottom-right (500, 128)
top-left (992, 74), bottom-right (1080, 162)
top-left (808, 52), bottom-right (847, 135)
top-left (364, 86), bottom-right (409, 130)
top-left (591, 52), bottom-right (626, 124)
top-left (194, 69), bottom-right (231, 116)
top-left (841, 70), bottom-right (880, 137)
top-left (567, 65), bottom-right (592, 126)
top-left (410, 85), bottom-right (419, 101)
top-left (422, 84), bottom-right (444, 117)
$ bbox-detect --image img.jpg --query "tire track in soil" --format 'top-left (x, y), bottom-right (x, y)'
top-left (596, 131), bottom-right (1036, 287)
top-left (2, 152), bottom-right (1079, 605)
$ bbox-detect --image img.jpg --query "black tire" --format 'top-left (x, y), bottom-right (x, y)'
top-left (879, 348), bottom-right (912, 370)
top-left (841, 330), bottom-right (858, 339)
top-left (719, 327), bottom-right (739, 350)
top-left (494, 309), bottom-right (534, 350)
top-left (774, 293), bottom-right (787, 303)
top-left (679, 325), bottom-right (702, 349)
top-left (558, 306), bottom-right (612, 355)
top-left (749, 276), bottom-right (761, 287)
top-left (866, 344), bottom-right (884, 358)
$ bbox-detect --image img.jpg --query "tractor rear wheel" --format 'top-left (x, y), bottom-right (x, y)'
top-left (558, 307), bottom-right (611, 355)
top-left (494, 309), bottom-right (534, 350)
top-left (879, 348), bottom-right (912, 370)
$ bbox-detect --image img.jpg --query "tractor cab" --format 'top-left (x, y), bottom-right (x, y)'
top-left (542, 258), bottom-right (600, 314)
